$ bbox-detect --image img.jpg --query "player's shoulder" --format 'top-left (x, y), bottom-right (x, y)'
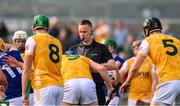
top-left (122, 57), bottom-right (135, 67)
top-left (8, 50), bottom-right (20, 56)
top-left (80, 55), bottom-right (90, 63)
top-left (47, 34), bottom-right (61, 43)
top-left (81, 55), bottom-right (88, 60)
top-left (26, 35), bottom-right (34, 42)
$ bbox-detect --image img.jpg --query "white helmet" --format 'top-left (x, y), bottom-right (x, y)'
top-left (12, 30), bottom-right (28, 42)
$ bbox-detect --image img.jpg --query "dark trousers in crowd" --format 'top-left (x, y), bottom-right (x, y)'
top-left (96, 85), bottom-right (106, 105)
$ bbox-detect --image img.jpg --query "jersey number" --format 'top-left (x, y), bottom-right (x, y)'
top-left (162, 39), bottom-right (178, 56)
top-left (2, 65), bottom-right (21, 78)
top-left (49, 44), bottom-right (60, 63)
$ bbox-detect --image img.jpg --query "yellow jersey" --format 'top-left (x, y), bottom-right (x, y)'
top-left (25, 33), bottom-right (63, 90)
top-left (61, 55), bottom-right (93, 82)
top-left (21, 53), bottom-right (25, 61)
top-left (138, 33), bottom-right (180, 84)
top-left (121, 57), bottom-right (154, 100)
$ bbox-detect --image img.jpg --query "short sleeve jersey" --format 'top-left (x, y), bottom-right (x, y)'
top-left (138, 33), bottom-right (180, 84)
top-left (120, 57), bottom-right (155, 100)
top-left (25, 33), bottom-right (63, 90)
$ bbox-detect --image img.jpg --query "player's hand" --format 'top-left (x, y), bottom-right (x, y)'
top-left (22, 94), bottom-right (29, 106)
top-left (3, 56), bottom-right (19, 67)
top-left (119, 81), bottom-right (128, 93)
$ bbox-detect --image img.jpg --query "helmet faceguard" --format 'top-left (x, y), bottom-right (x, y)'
top-left (142, 17), bottom-right (162, 37)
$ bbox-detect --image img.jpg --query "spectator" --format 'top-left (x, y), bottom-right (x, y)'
top-left (49, 16), bottom-right (60, 38)
top-left (0, 22), bottom-right (9, 43)
top-left (95, 19), bottom-right (111, 43)
top-left (112, 21), bottom-right (129, 53)
top-left (59, 28), bottom-right (72, 53)
top-left (162, 22), bottom-right (174, 36)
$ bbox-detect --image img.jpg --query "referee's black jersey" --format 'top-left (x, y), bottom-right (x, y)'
top-left (69, 40), bottom-right (113, 85)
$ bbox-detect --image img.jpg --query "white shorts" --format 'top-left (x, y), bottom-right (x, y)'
top-left (63, 78), bottom-right (97, 104)
top-left (128, 98), bottom-right (150, 106)
top-left (34, 85), bottom-right (64, 106)
top-left (7, 93), bottom-right (34, 106)
top-left (152, 80), bottom-right (180, 105)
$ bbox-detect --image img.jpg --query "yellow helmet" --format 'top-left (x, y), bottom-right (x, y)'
top-left (0, 38), bottom-right (5, 52)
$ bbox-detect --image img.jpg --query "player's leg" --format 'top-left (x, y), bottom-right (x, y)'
top-left (136, 99), bottom-right (150, 106)
top-left (128, 98), bottom-right (137, 106)
top-left (96, 85), bottom-right (106, 105)
top-left (81, 78), bottom-right (98, 105)
top-left (108, 96), bottom-right (121, 106)
top-left (150, 102), bottom-right (171, 106)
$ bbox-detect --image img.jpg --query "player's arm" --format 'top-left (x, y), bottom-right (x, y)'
top-left (22, 37), bottom-right (35, 105)
top-left (118, 61), bottom-right (129, 83)
top-left (120, 40), bottom-right (149, 92)
top-left (90, 60), bottom-right (113, 97)
top-left (102, 59), bottom-right (117, 70)
top-left (22, 55), bottom-right (33, 98)
top-left (0, 68), bottom-right (8, 90)
top-left (151, 64), bottom-right (158, 99)
top-left (113, 61), bottom-right (121, 82)
top-left (0, 68), bottom-right (8, 100)
top-left (102, 45), bottom-right (117, 70)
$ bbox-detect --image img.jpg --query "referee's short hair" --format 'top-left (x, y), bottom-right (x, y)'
top-left (80, 20), bottom-right (92, 28)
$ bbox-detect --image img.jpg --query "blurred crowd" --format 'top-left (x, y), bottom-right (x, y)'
top-left (0, 17), bottom-right (175, 60)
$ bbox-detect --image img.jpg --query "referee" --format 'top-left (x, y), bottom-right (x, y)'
top-left (69, 20), bottom-right (116, 105)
